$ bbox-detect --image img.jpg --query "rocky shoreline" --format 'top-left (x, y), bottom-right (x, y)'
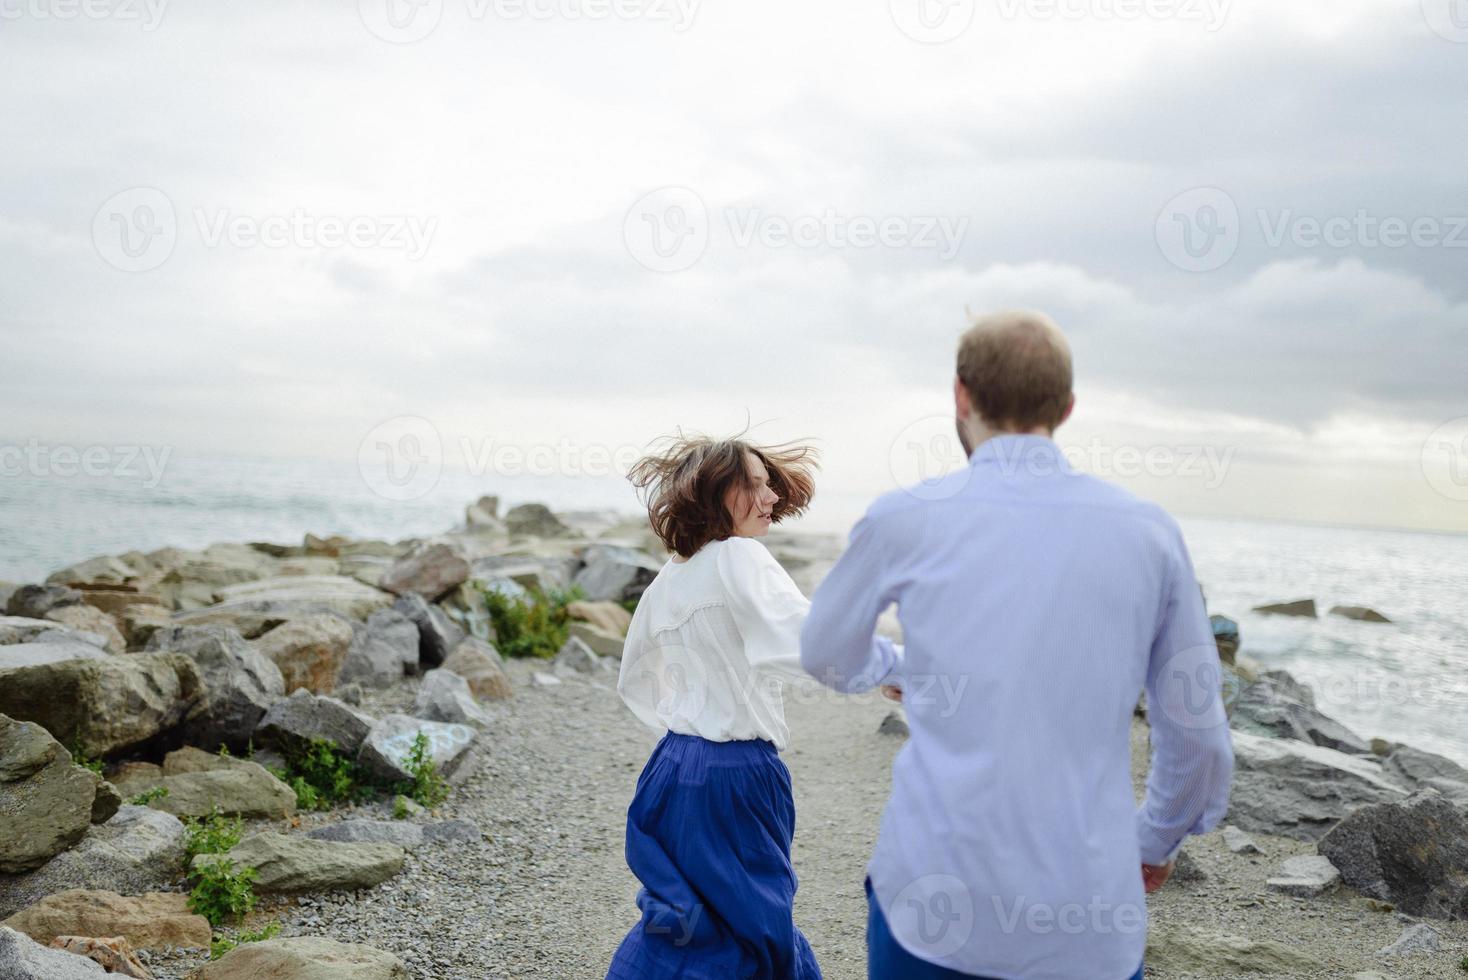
top-left (1, 496), bottom-right (1466, 978)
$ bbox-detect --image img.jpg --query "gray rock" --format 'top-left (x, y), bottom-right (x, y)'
top-left (191, 832), bottom-right (404, 893)
top-left (568, 621), bottom-right (625, 659)
top-left (392, 593), bottom-right (465, 669)
top-left (1231, 669), bottom-right (1371, 755)
top-left (504, 503), bottom-right (574, 538)
top-left (465, 495), bottom-right (503, 532)
top-left (0, 926), bottom-right (108, 978)
top-left (0, 640), bottom-right (111, 670)
top-left (531, 672), bottom-right (561, 687)
top-left (206, 575), bottom-right (394, 621)
top-left (554, 635), bottom-right (602, 674)
top-left (1266, 854), bottom-right (1340, 897)
top-left (1317, 791), bottom-right (1468, 919)
top-left (251, 614), bottom-right (354, 695)
top-left (1376, 922), bottom-right (1439, 956)
top-left (5, 584), bottom-right (84, 619)
top-left (423, 818), bottom-right (481, 844)
top-left (1226, 730), bottom-right (1409, 841)
top-left (1144, 924), bottom-right (1316, 975)
top-left (42, 605), bottom-right (125, 655)
top-left (380, 542), bottom-right (470, 602)
top-left (442, 638), bottom-right (511, 700)
top-left (1380, 744), bottom-right (1468, 803)
top-left (140, 763), bottom-right (297, 820)
top-left (195, 935), bottom-right (409, 979)
top-left (0, 653), bottom-right (205, 758)
top-left (414, 670), bottom-right (492, 728)
top-left (572, 544), bottom-right (660, 603)
top-left (357, 714), bottom-right (476, 783)
top-left (1222, 825), bottom-right (1262, 855)
top-left (44, 555), bottom-right (137, 588)
top-left (1252, 598), bottom-right (1317, 617)
top-left (1330, 605), bottom-right (1391, 623)
top-left (341, 609), bottom-right (419, 688)
top-left (146, 624), bottom-right (285, 753)
top-left (256, 689), bottom-right (376, 754)
top-left (306, 819), bottom-right (424, 849)
top-left (0, 716), bottom-right (102, 873)
top-left (877, 711), bottom-right (909, 738)
top-left (1171, 849), bottom-right (1207, 884)
top-left (0, 806), bottom-right (186, 919)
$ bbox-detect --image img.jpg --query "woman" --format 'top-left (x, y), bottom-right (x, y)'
top-left (606, 433), bottom-right (825, 980)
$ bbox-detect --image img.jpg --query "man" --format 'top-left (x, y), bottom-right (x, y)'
top-left (801, 311), bottom-right (1233, 980)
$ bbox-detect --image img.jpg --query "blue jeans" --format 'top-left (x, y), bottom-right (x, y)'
top-left (865, 878), bottom-right (1144, 980)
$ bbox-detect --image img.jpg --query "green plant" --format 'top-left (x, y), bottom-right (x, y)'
top-left (274, 737), bottom-right (374, 811)
top-left (183, 808), bottom-right (245, 863)
top-left (392, 794), bottom-right (412, 820)
top-left (1459, 955), bottom-right (1468, 973)
top-left (395, 731), bottom-right (449, 808)
top-left (128, 786), bottom-right (169, 806)
top-left (619, 597), bottom-right (640, 615)
top-left (68, 732), bottom-right (105, 775)
top-left (482, 585), bottom-right (584, 659)
top-left (209, 919), bottom-right (280, 960)
top-left (188, 859), bottom-right (257, 926)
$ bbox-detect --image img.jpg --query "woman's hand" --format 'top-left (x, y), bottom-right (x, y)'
top-left (880, 684), bottom-right (903, 703)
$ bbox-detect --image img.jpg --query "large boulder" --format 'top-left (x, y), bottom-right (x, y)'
top-left (0, 653), bottom-right (205, 758)
top-left (0, 640), bottom-right (110, 671)
top-left (357, 714), bottom-right (477, 783)
top-left (566, 600), bottom-right (632, 636)
top-left (1226, 730), bottom-right (1409, 841)
top-left (465, 495), bottom-right (503, 532)
top-left (256, 690), bottom-right (375, 755)
top-left (5, 584), bottom-right (84, 619)
top-left (1252, 598), bottom-right (1317, 617)
top-left (572, 544), bottom-right (660, 603)
top-left (194, 936), bottom-right (409, 979)
top-left (191, 833), bottom-right (404, 893)
top-left (504, 503), bottom-right (574, 538)
top-left (1230, 669), bottom-right (1371, 755)
top-left (392, 594), bottom-right (464, 670)
top-left (132, 761), bottom-right (296, 820)
top-left (414, 670), bottom-right (492, 728)
top-left (1318, 791), bottom-right (1468, 920)
top-left (146, 625), bottom-right (285, 752)
top-left (340, 609), bottom-right (419, 688)
top-left (0, 716), bottom-right (104, 873)
top-left (567, 621), bottom-right (624, 659)
top-left (1, 889), bottom-right (211, 950)
top-left (1144, 924), bottom-right (1316, 976)
top-left (306, 819), bottom-right (425, 850)
top-left (442, 638), bottom-right (511, 701)
top-left (45, 554), bottom-right (137, 587)
top-left (1380, 744), bottom-right (1468, 803)
top-left (380, 542), bottom-right (470, 602)
top-left (0, 926), bottom-right (108, 979)
top-left (251, 614), bottom-right (353, 695)
top-left (145, 545), bottom-right (279, 611)
top-left (0, 806), bottom-right (186, 919)
top-left (207, 575), bottom-right (393, 621)
top-left (119, 603), bottom-right (173, 650)
top-left (42, 605), bottom-right (125, 655)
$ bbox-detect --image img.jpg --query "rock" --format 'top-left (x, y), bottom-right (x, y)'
top-left (144, 546), bottom-right (277, 611)
top-left (391, 593), bottom-right (464, 669)
top-left (0, 716), bottom-right (104, 873)
top-left (251, 614), bottom-right (353, 695)
top-left (192, 575), bottom-right (393, 622)
top-left (120, 604), bottom-right (173, 650)
top-left (1376, 922), bottom-right (1439, 956)
top-left (423, 818), bottom-right (480, 844)
top-left (1, 889), bottom-right (210, 950)
top-left (42, 605), bottom-right (125, 655)
top-left (465, 495), bottom-right (503, 532)
top-left (0, 807), bottom-right (187, 919)
top-left (1379, 744), bottom-right (1468, 803)
top-left (470, 554), bottom-right (579, 595)
top-left (146, 625), bottom-right (285, 753)
top-left (1252, 598), bottom-right (1317, 617)
top-left (0, 926), bottom-right (108, 978)
top-left (256, 689), bottom-right (376, 755)
top-left (305, 820), bottom-right (424, 849)
top-left (1317, 791), bottom-right (1468, 919)
top-left (442, 638), bottom-right (511, 700)
top-left (191, 833), bottom-right (404, 893)
top-left (531, 672), bottom-right (561, 687)
top-left (1266, 854), bottom-right (1340, 897)
top-left (566, 600), bottom-right (632, 636)
top-left (380, 542), bottom-right (470, 602)
top-left (1226, 730), bottom-right (1409, 841)
top-left (1330, 605), bottom-right (1391, 623)
top-left (357, 714), bottom-right (476, 783)
top-left (414, 670), bottom-right (492, 728)
top-left (1231, 669), bottom-right (1371, 755)
top-left (1144, 924), bottom-right (1316, 975)
top-left (504, 503), bottom-right (574, 538)
top-left (0, 615), bottom-right (88, 644)
top-left (572, 544), bottom-right (660, 603)
top-left (340, 609), bottom-right (419, 688)
top-left (73, 586), bottom-right (165, 618)
top-left (877, 711), bottom-right (909, 737)
top-left (1221, 825), bottom-right (1261, 855)
top-left (1171, 850), bottom-right (1207, 884)
top-left (45, 555), bottom-right (137, 587)
top-left (151, 764), bottom-right (297, 819)
top-left (0, 653), bottom-right (205, 758)
top-left (568, 621), bottom-right (625, 659)
top-left (554, 635), bottom-right (602, 674)
top-left (48, 936), bottom-right (150, 978)
top-left (0, 639), bottom-right (111, 670)
top-left (91, 779), bottom-right (122, 824)
top-left (1209, 614), bottom-right (1239, 666)
top-left (6, 584), bottom-right (84, 619)
top-left (193, 936), bottom-right (409, 979)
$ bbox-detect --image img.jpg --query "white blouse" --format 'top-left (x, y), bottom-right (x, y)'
top-left (616, 536), bottom-right (812, 750)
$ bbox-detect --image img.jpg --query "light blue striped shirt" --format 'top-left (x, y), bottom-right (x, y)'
top-left (801, 434), bottom-right (1233, 980)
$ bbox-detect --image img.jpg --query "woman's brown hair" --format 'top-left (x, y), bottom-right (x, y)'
top-left (628, 433), bottom-right (818, 559)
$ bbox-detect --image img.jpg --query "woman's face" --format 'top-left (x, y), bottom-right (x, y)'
top-left (724, 451), bottom-right (780, 538)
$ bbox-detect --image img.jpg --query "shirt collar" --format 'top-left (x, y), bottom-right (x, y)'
top-left (968, 433), bottom-right (1074, 476)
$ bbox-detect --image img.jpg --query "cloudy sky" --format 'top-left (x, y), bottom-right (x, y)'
top-left (3, 0), bottom-right (1466, 534)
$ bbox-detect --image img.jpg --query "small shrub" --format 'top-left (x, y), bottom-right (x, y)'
top-left (1459, 955), bottom-right (1468, 973)
top-left (188, 859), bottom-right (257, 926)
top-left (275, 737), bottom-right (373, 810)
top-left (183, 807), bottom-right (245, 863)
top-left (128, 786), bottom-right (169, 806)
top-left (69, 733), bottom-right (104, 775)
top-left (209, 919), bottom-right (280, 960)
top-left (482, 585), bottom-right (584, 659)
top-left (395, 732), bottom-right (449, 809)
top-left (392, 794), bottom-right (413, 820)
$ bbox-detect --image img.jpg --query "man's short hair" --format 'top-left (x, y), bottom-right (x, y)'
top-left (957, 311), bottom-right (1074, 432)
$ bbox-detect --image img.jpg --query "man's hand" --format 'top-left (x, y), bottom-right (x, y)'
top-left (880, 684), bottom-right (902, 703)
top-left (1141, 861), bottom-right (1174, 894)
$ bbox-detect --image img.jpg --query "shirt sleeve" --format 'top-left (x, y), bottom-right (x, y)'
top-left (714, 537), bottom-right (813, 682)
top-left (1135, 526), bottom-right (1236, 865)
top-left (799, 511), bottom-right (904, 693)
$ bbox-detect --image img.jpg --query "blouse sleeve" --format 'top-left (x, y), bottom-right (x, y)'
top-left (714, 537), bottom-right (812, 681)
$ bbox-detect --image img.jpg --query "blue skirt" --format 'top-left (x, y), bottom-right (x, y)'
top-left (607, 732), bottom-right (823, 980)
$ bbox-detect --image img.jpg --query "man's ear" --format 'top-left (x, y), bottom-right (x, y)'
top-left (1058, 393), bottom-right (1076, 427)
top-left (954, 375), bottom-right (972, 417)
